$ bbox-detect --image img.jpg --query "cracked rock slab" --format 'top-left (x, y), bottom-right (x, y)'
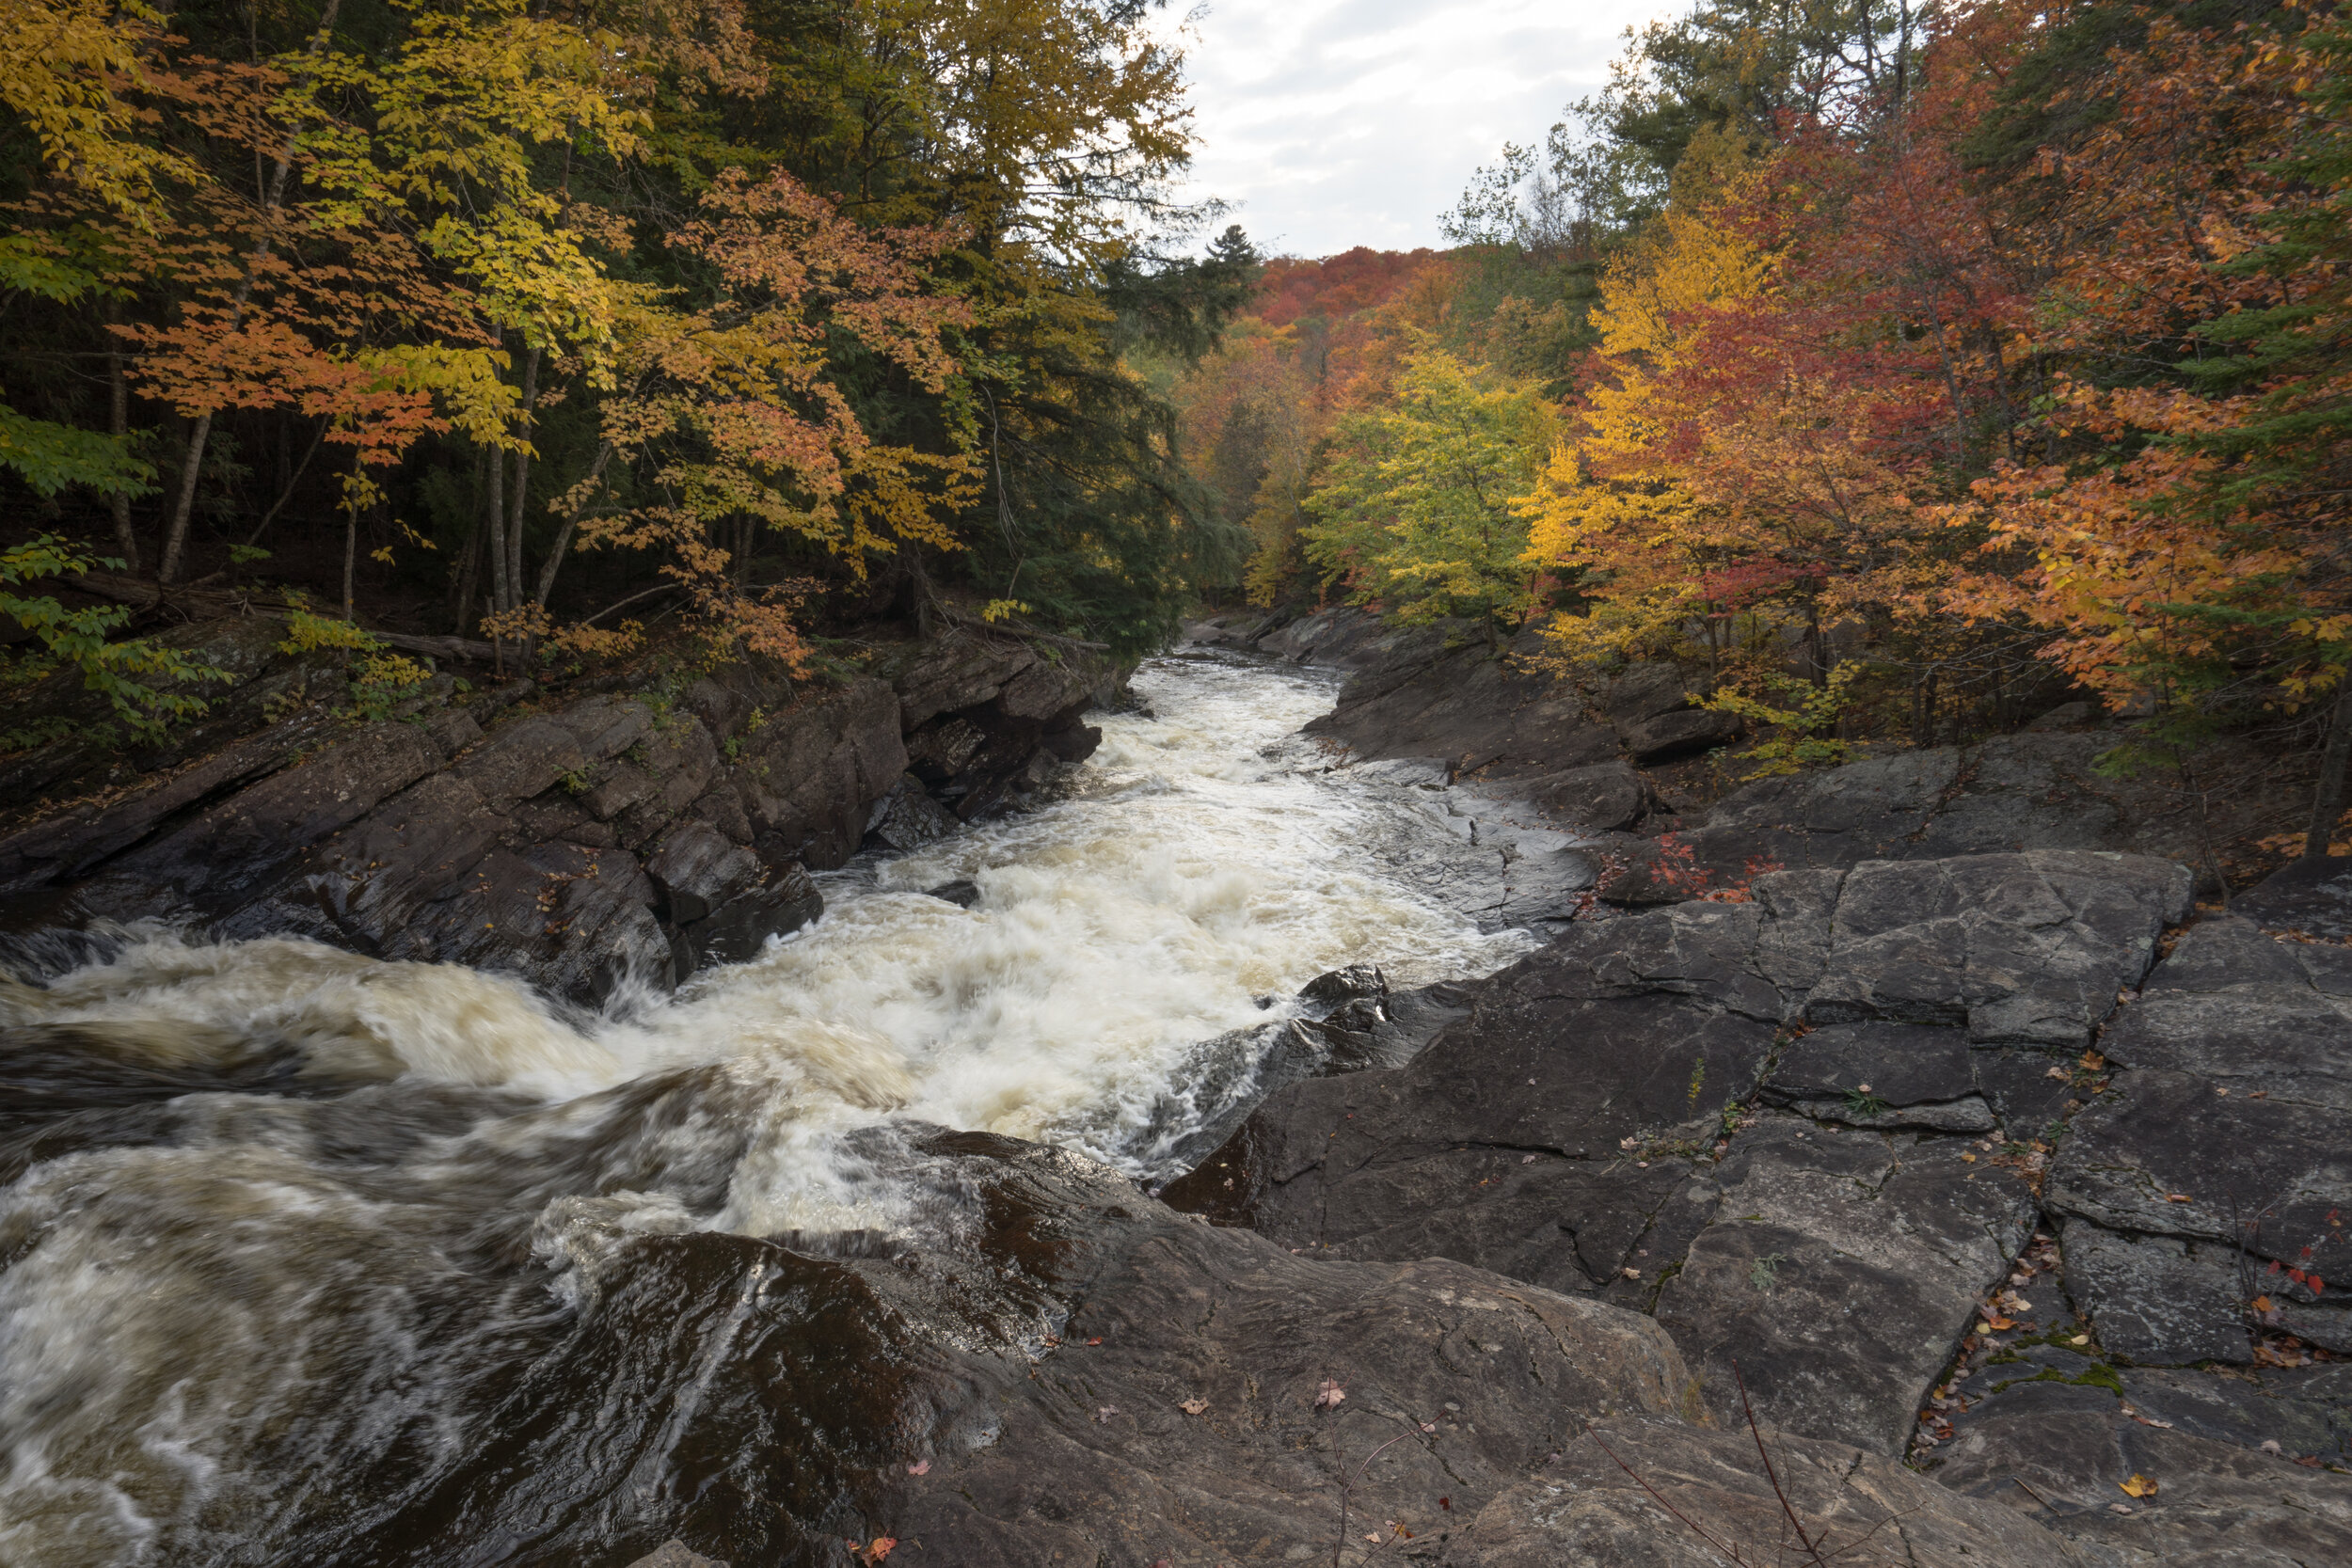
top-left (1651, 1115), bottom-right (2040, 1456)
top-left (1804, 851), bottom-right (2190, 1046)
top-left (1931, 1403), bottom-right (2352, 1568)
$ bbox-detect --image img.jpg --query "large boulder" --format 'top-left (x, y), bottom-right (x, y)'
top-left (1301, 622), bottom-right (1621, 779)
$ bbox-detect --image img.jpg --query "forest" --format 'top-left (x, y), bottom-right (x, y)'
top-left (2, 0), bottom-right (2348, 838)
top-left (0, 0), bottom-right (1258, 723)
top-left (1171, 0), bottom-right (2352, 847)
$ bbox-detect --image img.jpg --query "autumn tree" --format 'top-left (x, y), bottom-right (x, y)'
top-left (1301, 347), bottom-right (1551, 639)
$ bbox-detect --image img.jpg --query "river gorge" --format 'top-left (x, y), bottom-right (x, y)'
top-left (3, 625), bottom-right (2347, 1568)
top-left (0, 651), bottom-right (1539, 1565)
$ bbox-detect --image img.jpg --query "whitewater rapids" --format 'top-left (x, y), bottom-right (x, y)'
top-left (0, 650), bottom-right (1539, 1565)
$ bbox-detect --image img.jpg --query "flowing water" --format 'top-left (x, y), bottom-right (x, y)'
top-left (0, 651), bottom-right (1540, 1566)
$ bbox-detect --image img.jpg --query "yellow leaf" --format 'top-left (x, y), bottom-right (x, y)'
top-left (2121, 1474), bottom-right (2157, 1498)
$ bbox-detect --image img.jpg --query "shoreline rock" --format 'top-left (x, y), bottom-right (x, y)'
top-left (0, 622), bottom-right (1120, 1001)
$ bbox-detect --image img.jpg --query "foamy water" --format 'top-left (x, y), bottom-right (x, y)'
top-left (0, 650), bottom-right (1538, 1563)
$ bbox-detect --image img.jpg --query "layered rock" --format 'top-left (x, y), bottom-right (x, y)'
top-left (0, 621), bottom-right (1116, 1001)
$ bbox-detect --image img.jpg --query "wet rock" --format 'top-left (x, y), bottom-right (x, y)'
top-left (0, 616), bottom-right (1120, 1003)
top-left (1299, 963), bottom-right (1387, 1003)
top-left (1352, 754), bottom-right (1453, 786)
top-left (735, 676), bottom-right (906, 871)
top-left (865, 774), bottom-right (961, 852)
top-left (1520, 758), bottom-right (1652, 831)
top-left (1163, 891), bottom-right (1816, 1250)
top-left (623, 1544), bottom-right (728, 1568)
top-left (1039, 722), bottom-right (1101, 763)
top-left (2233, 854), bottom-right (2352, 939)
top-left (1302, 621), bottom-right (1620, 779)
top-left (924, 879), bottom-right (980, 908)
top-left (645, 822), bottom-right (762, 927)
top-left (678, 863), bottom-right (822, 974)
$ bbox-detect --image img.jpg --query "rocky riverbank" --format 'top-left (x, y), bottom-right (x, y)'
top-left (0, 615), bottom-right (1119, 1001)
top-left (5, 603), bottom-right (2345, 1568)
top-left (617, 611), bottom-right (2348, 1568)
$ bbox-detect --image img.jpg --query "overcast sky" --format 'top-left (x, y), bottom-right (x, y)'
top-left (1157, 1), bottom-right (1680, 259)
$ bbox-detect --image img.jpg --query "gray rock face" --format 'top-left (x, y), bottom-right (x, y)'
top-left (623, 1544), bottom-right (727, 1568)
top-left (1679, 731), bottom-right (2300, 895)
top-left (1292, 620), bottom-right (1622, 779)
top-left (1932, 1402), bottom-right (2352, 1568)
top-left (2233, 855), bottom-right (2352, 939)
top-left (1168, 852), bottom-right (2198, 1464)
top-left (864, 773), bottom-right (961, 851)
top-left (2042, 915), bottom-right (2352, 1364)
top-left (741, 1131), bottom-right (2079, 1568)
top-left (1521, 758), bottom-right (1654, 832)
top-left (1655, 1117), bottom-right (2039, 1455)
top-left (0, 618), bottom-right (1115, 1003)
top-left (1806, 853), bottom-right (2191, 1046)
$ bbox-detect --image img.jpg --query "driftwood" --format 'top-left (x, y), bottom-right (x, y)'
top-left (65, 570), bottom-right (499, 664)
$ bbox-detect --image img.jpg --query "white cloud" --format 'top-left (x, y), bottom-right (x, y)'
top-left (1157, 0), bottom-right (1679, 258)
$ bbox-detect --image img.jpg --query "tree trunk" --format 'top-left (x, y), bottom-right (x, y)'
top-left (484, 435), bottom-right (512, 615)
top-left (507, 345), bottom-right (540, 604)
top-left (155, 0), bottom-right (344, 584)
top-left (246, 418), bottom-right (325, 549)
top-left (342, 504), bottom-right (358, 622)
top-left (452, 510), bottom-right (485, 634)
top-left (532, 437), bottom-right (614, 609)
top-left (2303, 677), bottom-right (2352, 859)
top-left (106, 327), bottom-right (139, 572)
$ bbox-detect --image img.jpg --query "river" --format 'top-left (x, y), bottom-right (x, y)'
top-left (0, 650), bottom-right (1542, 1565)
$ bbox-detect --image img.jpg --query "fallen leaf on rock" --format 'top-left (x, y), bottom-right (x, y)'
top-left (1313, 1380), bottom-right (1346, 1410)
top-left (1420, 1421), bottom-right (1437, 1433)
top-left (2109, 1503), bottom-right (2134, 1514)
top-left (1438, 1497), bottom-right (1452, 1511)
top-left (1365, 1534), bottom-right (1383, 1543)
top-left (1095, 1405), bottom-right (1119, 1423)
top-left (857, 1539), bottom-right (897, 1564)
top-left (1521, 1153), bottom-right (1536, 1164)
top-left (2167, 1194), bottom-right (2194, 1203)
top-left (1087, 1337), bottom-right (1103, 1346)
top-left (906, 1460), bottom-right (930, 1476)
top-left (2121, 1474), bottom-right (2158, 1498)
top-left (1179, 1397), bottom-right (1209, 1416)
